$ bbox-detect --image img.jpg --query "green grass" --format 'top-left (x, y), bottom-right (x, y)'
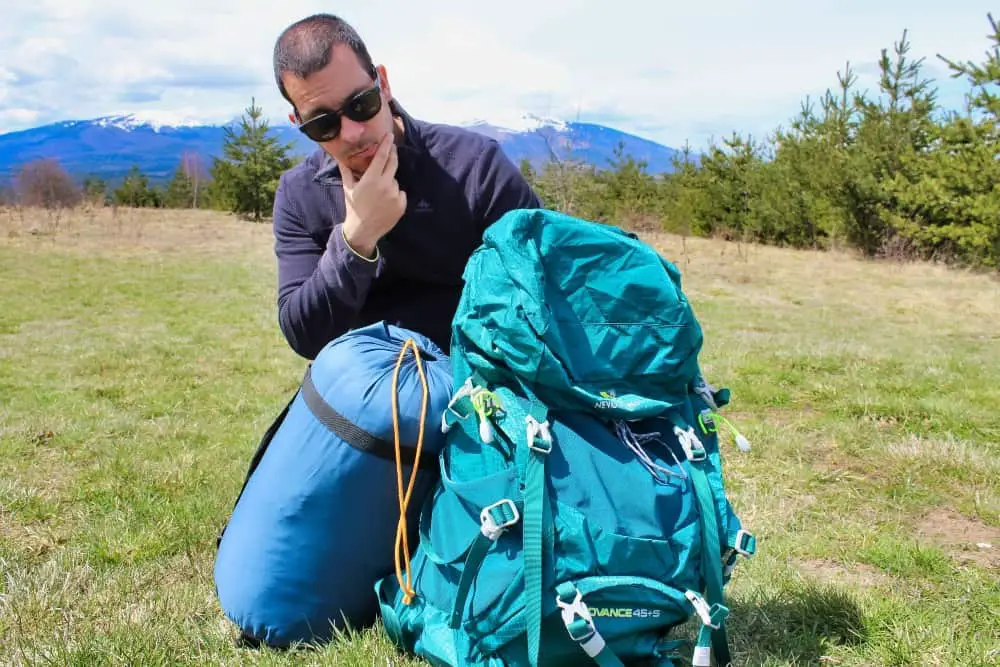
top-left (2, 207), bottom-right (999, 666)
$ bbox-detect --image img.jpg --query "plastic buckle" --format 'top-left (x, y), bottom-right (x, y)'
top-left (555, 589), bottom-right (595, 641)
top-left (441, 378), bottom-right (475, 433)
top-left (693, 376), bottom-right (719, 410)
top-left (697, 409), bottom-right (717, 435)
top-left (734, 529), bottom-right (755, 557)
top-left (684, 591), bottom-right (719, 629)
top-left (674, 426), bottom-right (707, 462)
top-left (479, 499), bottom-right (520, 540)
top-left (526, 415), bottom-right (553, 454)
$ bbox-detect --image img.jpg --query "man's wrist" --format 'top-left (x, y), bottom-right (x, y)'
top-left (341, 224), bottom-right (379, 262)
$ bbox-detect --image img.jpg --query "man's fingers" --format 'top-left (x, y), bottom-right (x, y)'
top-left (362, 132), bottom-right (394, 178)
top-left (384, 141), bottom-right (399, 178)
top-left (337, 159), bottom-right (355, 189)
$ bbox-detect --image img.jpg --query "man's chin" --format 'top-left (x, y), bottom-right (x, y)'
top-left (347, 156), bottom-right (373, 179)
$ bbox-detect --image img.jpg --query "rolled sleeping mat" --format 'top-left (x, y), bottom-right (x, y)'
top-left (213, 321), bottom-right (453, 647)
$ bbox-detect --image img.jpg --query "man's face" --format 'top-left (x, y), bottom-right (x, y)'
top-left (283, 43), bottom-right (395, 178)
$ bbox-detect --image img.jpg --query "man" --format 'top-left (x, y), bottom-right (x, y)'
top-left (271, 13), bottom-right (542, 360)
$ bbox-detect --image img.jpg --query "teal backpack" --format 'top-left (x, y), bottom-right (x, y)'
top-left (375, 209), bottom-right (756, 667)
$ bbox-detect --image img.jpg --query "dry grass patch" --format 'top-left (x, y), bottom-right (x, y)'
top-left (885, 433), bottom-right (1000, 475)
top-left (796, 558), bottom-right (892, 589)
top-left (916, 508), bottom-right (1000, 570)
top-left (647, 230), bottom-right (1000, 338)
top-left (0, 509), bottom-right (65, 560)
top-left (0, 204), bottom-right (274, 262)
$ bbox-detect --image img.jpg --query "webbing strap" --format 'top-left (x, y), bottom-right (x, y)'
top-left (569, 618), bottom-right (625, 667)
top-left (691, 598), bottom-right (730, 667)
top-left (594, 644), bottom-right (625, 667)
top-left (556, 582), bottom-right (626, 667)
top-left (491, 387), bottom-right (551, 667)
top-left (448, 498), bottom-right (522, 629)
top-left (301, 365), bottom-right (436, 470)
top-left (594, 646), bottom-right (626, 667)
top-left (523, 408), bottom-right (550, 667)
top-left (688, 468), bottom-right (725, 605)
top-left (449, 532), bottom-right (493, 629)
top-left (677, 425), bottom-right (733, 667)
top-left (690, 468), bottom-right (731, 666)
top-left (653, 638), bottom-right (692, 666)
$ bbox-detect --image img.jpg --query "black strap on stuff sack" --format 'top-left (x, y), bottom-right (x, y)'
top-left (216, 364), bottom-right (438, 548)
top-left (298, 365), bottom-right (437, 471)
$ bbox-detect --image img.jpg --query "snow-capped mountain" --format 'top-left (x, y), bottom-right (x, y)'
top-left (467, 115), bottom-right (683, 174)
top-left (0, 111), bottom-right (685, 185)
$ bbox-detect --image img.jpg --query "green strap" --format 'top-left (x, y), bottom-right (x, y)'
top-left (690, 595), bottom-right (730, 667)
top-left (449, 499), bottom-right (522, 629)
top-left (487, 386), bottom-right (552, 667)
top-left (522, 408), bottom-right (550, 666)
top-left (555, 582), bottom-right (625, 667)
top-left (449, 533), bottom-right (495, 628)
top-left (690, 466), bottom-right (731, 666)
top-left (675, 424), bottom-right (733, 667)
top-left (690, 468), bottom-right (725, 601)
top-left (594, 648), bottom-right (625, 667)
top-left (652, 638), bottom-right (692, 667)
top-left (711, 616), bottom-right (732, 667)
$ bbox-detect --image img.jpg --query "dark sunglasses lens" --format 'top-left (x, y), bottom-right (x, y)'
top-left (298, 86), bottom-right (381, 142)
top-left (344, 87), bottom-right (382, 122)
top-left (302, 114), bottom-right (341, 142)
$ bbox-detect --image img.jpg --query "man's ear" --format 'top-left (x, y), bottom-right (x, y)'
top-left (376, 64), bottom-right (392, 101)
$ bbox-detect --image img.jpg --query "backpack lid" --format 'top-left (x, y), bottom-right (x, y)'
top-left (450, 208), bottom-right (703, 419)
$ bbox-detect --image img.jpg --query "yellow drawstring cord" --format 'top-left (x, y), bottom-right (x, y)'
top-left (391, 338), bottom-right (429, 605)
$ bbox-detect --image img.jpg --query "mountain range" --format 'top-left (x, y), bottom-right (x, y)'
top-left (0, 112), bottom-right (685, 186)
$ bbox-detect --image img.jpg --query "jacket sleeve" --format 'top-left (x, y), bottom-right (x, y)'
top-left (273, 174), bottom-right (380, 360)
top-left (468, 138), bottom-right (542, 229)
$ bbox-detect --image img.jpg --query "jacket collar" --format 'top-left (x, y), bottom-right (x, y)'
top-left (312, 99), bottom-right (424, 185)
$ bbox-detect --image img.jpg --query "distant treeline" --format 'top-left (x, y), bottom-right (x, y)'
top-left (0, 97), bottom-right (298, 223)
top-left (520, 19), bottom-right (1000, 271)
top-left (0, 156), bottom-right (223, 211)
top-left (2, 16), bottom-right (997, 270)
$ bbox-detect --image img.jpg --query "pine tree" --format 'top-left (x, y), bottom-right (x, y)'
top-left (210, 98), bottom-right (295, 221)
top-left (81, 175), bottom-right (108, 205)
top-left (882, 115), bottom-right (1000, 267)
top-left (883, 13), bottom-right (1000, 268)
top-left (164, 164), bottom-right (192, 208)
top-left (597, 142), bottom-right (659, 226)
top-left (113, 165), bottom-right (161, 208)
top-left (939, 13), bottom-right (1000, 121)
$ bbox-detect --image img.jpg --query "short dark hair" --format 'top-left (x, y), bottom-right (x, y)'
top-left (272, 13), bottom-right (375, 106)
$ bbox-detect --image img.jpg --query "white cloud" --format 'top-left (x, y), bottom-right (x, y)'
top-left (0, 0), bottom-right (995, 149)
top-left (0, 108), bottom-right (42, 128)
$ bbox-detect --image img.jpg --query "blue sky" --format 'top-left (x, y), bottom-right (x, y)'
top-left (0, 0), bottom-right (995, 150)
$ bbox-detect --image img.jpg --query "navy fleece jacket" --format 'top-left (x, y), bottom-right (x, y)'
top-left (272, 100), bottom-right (541, 360)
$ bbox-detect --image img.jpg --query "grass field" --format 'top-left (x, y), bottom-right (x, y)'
top-left (1, 205), bottom-right (998, 666)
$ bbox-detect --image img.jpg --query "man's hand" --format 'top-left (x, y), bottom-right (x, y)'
top-left (339, 132), bottom-right (407, 258)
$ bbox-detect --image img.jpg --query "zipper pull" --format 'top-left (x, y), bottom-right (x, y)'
top-left (699, 409), bottom-right (751, 453)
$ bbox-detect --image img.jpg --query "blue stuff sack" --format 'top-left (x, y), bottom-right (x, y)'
top-left (214, 321), bottom-right (453, 648)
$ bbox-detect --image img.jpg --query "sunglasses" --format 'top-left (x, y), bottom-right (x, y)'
top-left (296, 73), bottom-right (383, 142)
